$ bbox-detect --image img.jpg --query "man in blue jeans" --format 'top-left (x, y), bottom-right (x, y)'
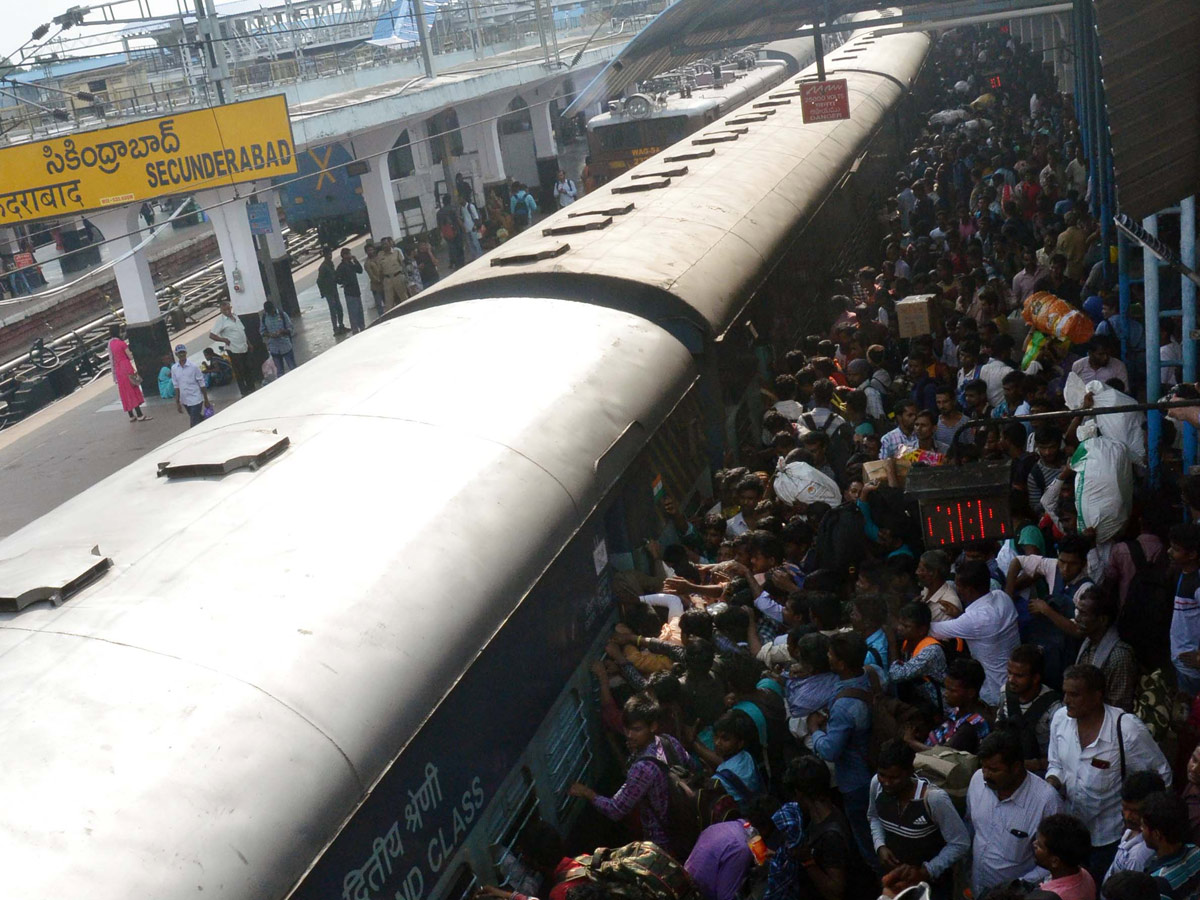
top-left (807, 630), bottom-right (876, 869)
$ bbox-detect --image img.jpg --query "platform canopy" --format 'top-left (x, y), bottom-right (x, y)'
top-left (1092, 0), bottom-right (1200, 220)
top-left (562, 0), bottom-right (1070, 118)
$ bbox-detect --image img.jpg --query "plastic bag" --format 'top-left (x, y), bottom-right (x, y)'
top-left (261, 356), bottom-right (278, 383)
top-left (773, 460), bottom-right (842, 508)
top-left (1070, 436), bottom-right (1133, 542)
top-left (201, 403), bottom-right (215, 419)
top-left (1063, 374), bottom-right (1146, 465)
top-left (1022, 291), bottom-right (1095, 344)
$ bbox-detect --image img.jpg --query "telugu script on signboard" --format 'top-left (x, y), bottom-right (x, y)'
top-left (799, 79), bottom-right (852, 124)
top-left (0, 94), bottom-right (297, 224)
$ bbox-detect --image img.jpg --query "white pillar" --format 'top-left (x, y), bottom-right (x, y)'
top-left (200, 184), bottom-right (269, 316)
top-left (89, 204), bottom-right (158, 324)
top-left (352, 127), bottom-right (403, 242)
top-left (463, 96), bottom-right (508, 184)
top-left (530, 98), bottom-right (558, 160)
top-left (263, 188), bottom-right (287, 259)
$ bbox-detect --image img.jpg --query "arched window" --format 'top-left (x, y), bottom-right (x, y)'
top-left (388, 129), bottom-right (414, 180)
top-left (499, 95), bottom-right (533, 136)
top-left (426, 107), bottom-right (464, 165)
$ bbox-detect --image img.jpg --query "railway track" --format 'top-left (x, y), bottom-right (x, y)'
top-left (0, 228), bottom-right (327, 429)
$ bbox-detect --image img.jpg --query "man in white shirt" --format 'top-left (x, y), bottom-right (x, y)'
top-left (1046, 664), bottom-right (1172, 880)
top-left (553, 170), bottom-right (577, 208)
top-left (916, 550), bottom-right (961, 622)
top-left (967, 730), bottom-right (1065, 897)
top-left (460, 196), bottom-right (483, 262)
top-left (1071, 335), bottom-right (1130, 390)
top-left (207, 298), bottom-right (254, 396)
top-left (929, 559), bottom-right (1020, 706)
top-left (980, 335), bottom-right (1018, 409)
top-left (171, 344), bottom-right (211, 428)
top-left (845, 359), bottom-right (886, 420)
top-left (725, 475), bottom-right (764, 538)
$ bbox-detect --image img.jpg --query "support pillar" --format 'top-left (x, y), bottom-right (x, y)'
top-left (89, 204), bottom-right (170, 383)
top-left (201, 184), bottom-right (275, 365)
top-left (463, 96), bottom-right (509, 188)
top-left (353, 128), bottom-right (403, 242)
top-left (259, 188), bottom-right (298, 316)
top-left (530, 97), bottom-right (560, 204)
top-left (1183, 197), bottom-right (1197, 470)
top-left (1144, 214), bottom-right (1161, 488)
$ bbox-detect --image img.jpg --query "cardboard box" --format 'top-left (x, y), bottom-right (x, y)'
top-left (862, 457), bottom-right (912, 486)
top-left (895, 294), bottom-right (936, 338)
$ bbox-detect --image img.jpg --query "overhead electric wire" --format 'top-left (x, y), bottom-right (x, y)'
top-left (18, 0), bottom-right (592, 58)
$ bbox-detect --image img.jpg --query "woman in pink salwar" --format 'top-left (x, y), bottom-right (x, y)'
top-left (108, 324), bottom-right (151, 422)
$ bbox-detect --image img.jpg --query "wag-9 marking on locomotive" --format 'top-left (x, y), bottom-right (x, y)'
top-left (341, 763), bottom-right (486, 900)
top-left (0, 94), bottom-right (297, 224)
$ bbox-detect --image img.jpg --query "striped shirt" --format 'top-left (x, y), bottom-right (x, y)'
top-left (1150, 845), bottom-right (1200, 900)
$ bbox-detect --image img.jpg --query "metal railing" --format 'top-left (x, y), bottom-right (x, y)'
top-left (0, 227), bottom-right (325, 428)
top-left (0, 2), bottom-right (668, 145)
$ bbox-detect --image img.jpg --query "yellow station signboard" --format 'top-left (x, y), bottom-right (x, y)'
top-left (0, 94), bottom-right (298, 224)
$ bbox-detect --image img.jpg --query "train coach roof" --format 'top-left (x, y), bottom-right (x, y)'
top-left (0, 298), bottom-right (694, 899)
top-left (398, 29), bottom-right (931, 343)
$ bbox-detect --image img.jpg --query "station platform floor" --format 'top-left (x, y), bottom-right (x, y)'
top-left (0, 233), bottom-right (379, 539)
top-left (0, 143), bottom-right (591, 540)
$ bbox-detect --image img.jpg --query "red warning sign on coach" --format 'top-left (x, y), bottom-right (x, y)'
top-left (799, 79), bottom-right (851, 123)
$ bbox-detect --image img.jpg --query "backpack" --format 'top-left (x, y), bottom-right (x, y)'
top-left (913, 747), bottom-right (980, 811)
top-left (567, 842), bottom-right (698, 900)
top-left (814, 502), bottom-right (867, 578)
top-left (1134, 667), bottom-right (1174, 742)
top-left (836, 667), bottom-right (927, 770)
top-left (641, 739), bottom-right (706, 854)
top-left (802, 412), bottom-right (854, 474)
top-left (1116, 540), bottom-right (1173, 670)
top-left (1000, 688), bottom-right (1062, 762)
top-left (513, 192), bottom-right (532, 229)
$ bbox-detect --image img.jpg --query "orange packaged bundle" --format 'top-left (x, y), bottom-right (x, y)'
top-left (1022, 291), bottom-right (1094, 344)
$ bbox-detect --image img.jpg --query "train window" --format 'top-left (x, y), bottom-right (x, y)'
top-left (594, 115), bottom-right (690, 153)
top-left (546, 690), bottom-right (593, 814)
top-left (388, 130), bottom-right (415, 180)
top-left (437, 865), bottom-right (479, 900)
top-left (489, 768), bottom-right (542, 893)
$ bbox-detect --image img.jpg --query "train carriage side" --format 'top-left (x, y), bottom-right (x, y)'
top-left (397, 26), bottom-right (932, 456)
top-left (0, 298), bottom-right (707, 900)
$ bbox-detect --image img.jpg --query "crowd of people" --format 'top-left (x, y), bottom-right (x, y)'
top-left (474, 24), bottom-right (1200, 900)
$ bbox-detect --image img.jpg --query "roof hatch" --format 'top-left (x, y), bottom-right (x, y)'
top-left (157, 429), bottom-right (290, 478)
top-left (0, 546), bottom-right (112, 612)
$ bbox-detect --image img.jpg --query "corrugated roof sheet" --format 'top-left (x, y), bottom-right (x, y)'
top-left (563, 0), bottom-right (888, 117)
top-left (1093, 0), bottom-right (1200, 219)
